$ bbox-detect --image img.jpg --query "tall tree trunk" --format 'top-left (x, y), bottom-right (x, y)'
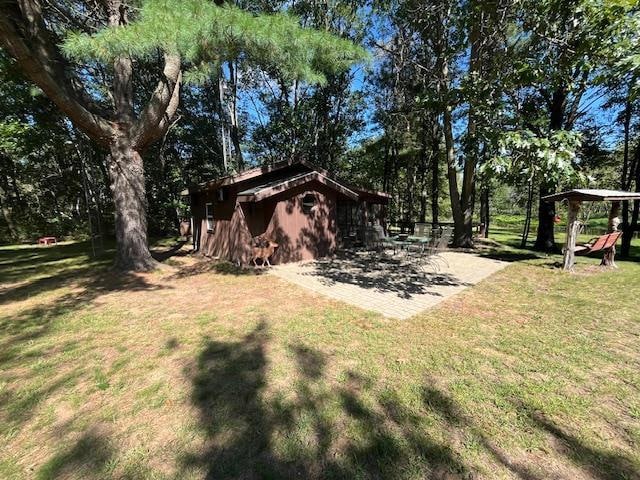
top-left (0, 185), bottom-right (18, 240)
top-left (0, 155), bottom-right (19, 240)
top-left (534, 86), bottom-right (567, 252)
top-left (458, 5), bottom-right (481, 248)
top-left (534, 182), bottom-right (557, 251)
top-left (406, 158), bottom-right (416, 226)
top-left (444, 102), bottom-right (464, 234)
top-left (419, 174), bottom-right (427, 224)
top-left (439, 52), bottom-right (464, 236)
top-left (480, 184), bottom-right (490, 238)
top-left (382, 140), bottom-right (391, 193)
top-left (105, 3), bottom-right (158, 270)
top-left (629, 200), bottom-right (639, 258)
top-left (521, 180), bottom-right (534, 248)
top-left (108, 138), bottom-right (156, 270)
top-left (620, 96), bottom-right (631, 257)
top-left (227, 61), bottom-right (243, 169)
top-left (622, 144), bottom-right (640, 257)
top-left (418, 119), bottom-right (429, 223)
top-left (431, 122), bottom-right (440, 226)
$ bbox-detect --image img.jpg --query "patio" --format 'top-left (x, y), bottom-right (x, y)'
top-left (270, 250), bottom-right (508, 319)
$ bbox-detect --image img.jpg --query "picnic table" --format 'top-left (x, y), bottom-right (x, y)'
top-left (38, 236), bottom-right (57, 246)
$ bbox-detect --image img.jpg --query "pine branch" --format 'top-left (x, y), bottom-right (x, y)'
top-left (62, 0), bottom-right (368, 86)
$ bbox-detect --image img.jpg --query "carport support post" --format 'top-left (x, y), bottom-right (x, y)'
top-left (562, 200), bottom-right (581, 271)
top-left (602, 201), bottom-right (621, 268)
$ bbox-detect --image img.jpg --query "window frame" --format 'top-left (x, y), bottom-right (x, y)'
top-left (302, 193), bottom-right (316, 214)
top-left (205, 202), bottom-right (214, 232)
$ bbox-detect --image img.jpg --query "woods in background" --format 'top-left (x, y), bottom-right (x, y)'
top-left (1, 0), bottom-right (640, 266)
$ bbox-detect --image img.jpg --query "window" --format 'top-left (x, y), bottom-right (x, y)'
top-left (302, 193), bottom-right (316, 214)
top-left (205, 202), bottom-right (214, 232)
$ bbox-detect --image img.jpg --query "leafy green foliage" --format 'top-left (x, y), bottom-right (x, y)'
top-left (0, 53), bottom-right (108, 242)
top-left (62, 0), bottom-right (368, 85)
top-left (0, 120), bottom-right (29, 154)
top-left (487, 129), bottom-right (586, 186)
top-left (2, 0), bottom-right (639, 246)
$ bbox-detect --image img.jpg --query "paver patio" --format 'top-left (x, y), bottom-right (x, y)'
top-left (270, 250), bottom-right (508, 319)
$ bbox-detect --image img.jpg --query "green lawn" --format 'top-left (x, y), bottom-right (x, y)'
top-left (1, 236), bottom-right (639, 479)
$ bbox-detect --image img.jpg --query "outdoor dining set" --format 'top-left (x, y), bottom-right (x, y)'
top-left (362, 223), bottom-right (454, 271)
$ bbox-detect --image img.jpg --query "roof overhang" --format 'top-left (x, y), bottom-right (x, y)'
top-left (237, 171), bottom-right (359, 202)
top-left (353, 188), bottom-right (391, 204)
top-left (543, 189), bottom-right (640, 202)
top-left (183, 158), bottom-right (390, 201)
top-left (186, 159), bottom-right (305, 194)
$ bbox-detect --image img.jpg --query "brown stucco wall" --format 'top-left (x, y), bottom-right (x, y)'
top-left (263, 181), bottom-right (338, 263)
top-left (193, 187), bottom-right (253, 264)
top-left (192, 180), bottom-right (339, 265)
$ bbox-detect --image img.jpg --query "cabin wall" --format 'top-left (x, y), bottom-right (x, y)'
top-left (264, 182), bottom-right (338, 263)
top-left (190, 179), bottom-right (384, 264)
top-left (192, 187), bottom-right (253, 263)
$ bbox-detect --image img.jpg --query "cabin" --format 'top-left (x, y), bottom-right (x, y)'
top-left (186, 160), bottom-right (390, 265)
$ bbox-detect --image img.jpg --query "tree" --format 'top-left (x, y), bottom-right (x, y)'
top-left (454, 0), bottom-right (512, 247)
top-left (486, 129), bottom-right (584, 247)
top-left (0, 51), bottom-right (108, 243)
top-left (0, 0), bottom-right (365, 270)
top-left (243, 0), bottom-right (367, 171)
top-left (600, 3), bottom-right (640, 256)
top-left (515, 0), bottom-right (633, 251)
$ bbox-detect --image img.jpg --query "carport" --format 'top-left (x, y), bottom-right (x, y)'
top-left (543, 189), bottom-right (640, 270)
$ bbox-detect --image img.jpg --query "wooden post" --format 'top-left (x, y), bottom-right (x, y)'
top-left (562, 200), bottom-right (581, 271)
top-left (602, 201), bottom-right (621, 268)
top-left (607, 201), bottom-right (621, 232)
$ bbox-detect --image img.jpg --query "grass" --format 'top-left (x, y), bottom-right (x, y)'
top-left (0, 235), bottom-right (639, 479)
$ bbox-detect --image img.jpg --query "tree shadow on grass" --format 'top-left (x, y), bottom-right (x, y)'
top-left (512, 401), bottom-right (640, 480)
top-left (476, 250), bottom-right (545, 263)
top-left (169, 259), bottom-right (265, 279)
top-left (420, 384), bottom-right (544, 480)
top-left (181, 328), bottom-right (639, 480)
top-left (0, 271), bottom-right (168, 375)
top-left (0, 254), bottom-right (170, 431)
top-left (179, 322), bottom-right (470, 479)
top-left (0, 239), bottom-right (170, 369)
top-left (36, 431), bottom-right (114, 480)
top-left (421, 384), bottom-right (640, 480)
top-left (150, 240), bottom-right (189, 262)
top-left (0, 242), bottom-right (116, 284)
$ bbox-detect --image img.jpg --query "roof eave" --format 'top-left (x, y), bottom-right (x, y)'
top-left (544, 191), bottom-right (640, 202)
top-left (238, 172), bottom-right (359, 203)
top-left (189, 159), bottom-right (305, 193)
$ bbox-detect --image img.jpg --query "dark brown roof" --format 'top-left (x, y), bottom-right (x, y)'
top-left (186, 159), bottom-right (302, 193)
top-left (185, 159), bottom-right (388, 203)
top-left (237, 171), bottom-right (358, 202)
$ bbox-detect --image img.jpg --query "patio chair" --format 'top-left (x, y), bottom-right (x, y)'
top-left (413, 223), bottom-right (431, 238)
top-left (371, 225), bottom-right (397, 253)
top-left (406, 237), bottom-right (441, 272)
top-left (421, 227), bottom-right (453, 271)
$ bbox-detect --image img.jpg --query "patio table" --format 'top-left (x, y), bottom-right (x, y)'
top-left (390, 237), bottom-right (414, 255)
top-left (404, 236), bottom-right (432, 256)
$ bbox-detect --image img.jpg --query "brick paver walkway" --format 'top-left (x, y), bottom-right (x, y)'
top-left (270, 250), bottom-right (508, 319)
